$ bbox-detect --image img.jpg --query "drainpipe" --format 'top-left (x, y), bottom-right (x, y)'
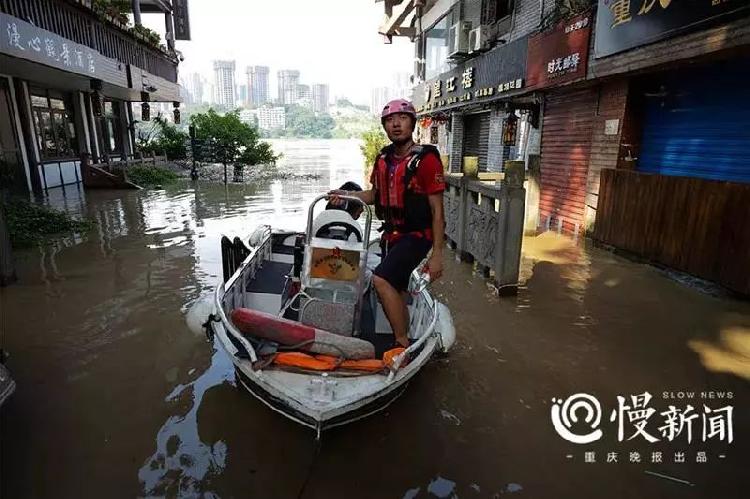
top-left (539, 0), bottom-right (545, 26)
top-left (132, 0), bottom-right (142, 26)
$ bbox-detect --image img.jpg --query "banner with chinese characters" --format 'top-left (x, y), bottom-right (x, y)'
top-left (526, 11), bottom-right (592, 90)
top-left (0, 13), bottom-right (127, 88)
top-left (413, 37), bottom-right (527, 114)
top-left (595, 0), bottom-right (750, 58)
top-left (173, 0), bottom-right (192, 41)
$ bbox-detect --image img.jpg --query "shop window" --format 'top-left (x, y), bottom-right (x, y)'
top-left (425, 15), bottom-right (451, 80)
top-left (482, 0), bottom-right (514, 24)
top-left (30, 89), bottom-right (78, 161)
top-left (102, 101), bottom-right (123, 155)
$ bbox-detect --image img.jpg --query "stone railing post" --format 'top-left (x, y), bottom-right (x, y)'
top-left (456, 175), bottom-right (471, 261)
top-left (494, 161), bottom-right (526, 295)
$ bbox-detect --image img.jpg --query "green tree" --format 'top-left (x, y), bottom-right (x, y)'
top-left (190, 108), bottom-right (279, 182)
top-left (136, 115), bottom-right (188, 160)
top-left (360, 127), bottom-right (389, 181)
top-left (284, 105), bottom-right (335, 138)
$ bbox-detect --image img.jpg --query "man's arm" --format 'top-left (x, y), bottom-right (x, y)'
top-left (427, 192), bottom-right (445, 280)
top-left (328, 189), bottom-right (375, 205)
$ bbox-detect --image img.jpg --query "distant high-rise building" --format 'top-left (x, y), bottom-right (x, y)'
top-left (213, 60), bottom-right (236, 107)
top-left (277, 70), bottom-right (300, 105)
top-left (238, 84), bottom-right (248, 105)
top-left (297, 84), bottom-right (311, 101)
top-left (180, 72), bottom-right (205, 104)
top-left (257, 106), bottom-right (286, 130)
top-left (370, 87), bottom-right (391, 115)
top-left (239, 109), bottom-right (258, 127)
top-left (246, 65), bottom-right (270, 106)
top-left (191, 73), bottom-right (204, 104)
top-left (312, 84), bottom-right (329, 114)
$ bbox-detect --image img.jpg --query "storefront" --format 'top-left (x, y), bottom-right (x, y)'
top-left (412, 36), bottom-right (528, 174)
top-left (527, 11), bottom-right (594, 235)
top-left (0, 5), bottom-right (181, 194)
top-left (589, 1), bottom-right (750, 294)
top-left (634, 59), bottom-right (750, 184)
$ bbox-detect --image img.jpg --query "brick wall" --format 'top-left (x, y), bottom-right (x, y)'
top-left (448, 112), bottom-right (464, 173)
top-left (584, 79), bottom-right (629, 231)
top-left (509, 0), bottom-right (544, 41)
top-left (462, 0), bottom-right (483, 27)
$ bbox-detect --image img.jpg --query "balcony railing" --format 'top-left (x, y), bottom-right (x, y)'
top-left (0, 0), bottom-right (178, 82)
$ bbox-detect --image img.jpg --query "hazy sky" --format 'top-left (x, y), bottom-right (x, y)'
top-left (142, 0), bottom-right (414, 104)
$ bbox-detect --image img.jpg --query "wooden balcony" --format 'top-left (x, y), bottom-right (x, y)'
top-left (0, 0), bottom-right (178, 83)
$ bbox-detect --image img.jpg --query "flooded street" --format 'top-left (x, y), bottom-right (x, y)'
top-left (1, 139), bottom-right (749, 498)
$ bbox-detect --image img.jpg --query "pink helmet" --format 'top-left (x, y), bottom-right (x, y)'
top-left (381, 98), bottom-right (417, 121)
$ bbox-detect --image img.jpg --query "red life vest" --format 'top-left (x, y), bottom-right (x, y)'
top-left (372, 144), bottom-right (439, 236)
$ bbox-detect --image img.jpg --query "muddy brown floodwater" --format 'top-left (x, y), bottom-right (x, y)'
top-left (1, 139), bottom-right (749, 498)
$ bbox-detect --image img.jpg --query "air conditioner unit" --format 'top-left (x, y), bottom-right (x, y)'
top-left (448, 21), bottom-right (472, 58)
top-left (469, 26), bottom-right (490, 53)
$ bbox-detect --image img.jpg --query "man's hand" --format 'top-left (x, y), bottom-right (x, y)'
top-left (426, 252), bottom-right (444, 282)
top-left (327, 189), bottom-right (348, 207)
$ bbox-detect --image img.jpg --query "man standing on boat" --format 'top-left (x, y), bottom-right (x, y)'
top-left (330, 98), bottom-right (445, 349)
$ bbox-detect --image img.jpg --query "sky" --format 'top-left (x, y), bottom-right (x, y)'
top-left (142, 0), bottom-right (415, 105)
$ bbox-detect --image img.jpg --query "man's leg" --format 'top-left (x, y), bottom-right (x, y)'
top-left (372, 235), bottom-right (431, 348)
top-left (373, 275), bottom-right (409, 347)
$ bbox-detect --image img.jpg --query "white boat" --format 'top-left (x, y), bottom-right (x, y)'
top-left (205, 194), bottom-right (455, 437)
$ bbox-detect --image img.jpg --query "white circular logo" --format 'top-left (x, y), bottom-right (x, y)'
top-left (551, 393), bottom-right (604, 444)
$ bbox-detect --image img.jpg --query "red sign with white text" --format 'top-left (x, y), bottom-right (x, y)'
top-left (526, 12), bottom-right (592, 90)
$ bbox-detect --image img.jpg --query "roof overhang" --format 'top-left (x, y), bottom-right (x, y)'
top-left (378, 0), bottom-right (416, 37)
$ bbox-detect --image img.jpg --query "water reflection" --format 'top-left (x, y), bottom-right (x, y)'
top-left (138, 345), bottom-right (234, 497)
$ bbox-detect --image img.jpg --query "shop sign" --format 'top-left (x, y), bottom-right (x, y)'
top-left (1, 13), bottom-right (107, 79)
top-left (595, 0), bottom-right (750, 58)
top-left (414, 37), bottom-right (527, 113)
top-left (527, 12), bottom-right (592, 90)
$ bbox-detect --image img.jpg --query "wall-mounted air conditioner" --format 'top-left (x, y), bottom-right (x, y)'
top-left (469, 26), bottom-right (490, 53)
top-left (448, 21), bottom-right (472, 58)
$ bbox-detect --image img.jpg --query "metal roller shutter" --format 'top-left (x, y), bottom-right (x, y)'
top-left (463, 112), bottom-right (490, 172)
top-left (539, 87), bottom-right (597, 235)
top-left (638, 60), bottom-right (750, 184)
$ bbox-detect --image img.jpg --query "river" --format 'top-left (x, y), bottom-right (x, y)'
top-left (1, 138), bottom-right (748, 498)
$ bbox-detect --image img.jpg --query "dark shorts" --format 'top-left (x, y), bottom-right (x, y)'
top-left (373, 235), bottom-right (432, 292)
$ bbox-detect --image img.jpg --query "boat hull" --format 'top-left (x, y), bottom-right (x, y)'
top-left (233, 365), bottom-right (408, 432)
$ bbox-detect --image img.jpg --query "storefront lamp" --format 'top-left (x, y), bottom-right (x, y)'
top-left (503, 113), bottom-right (518, 147)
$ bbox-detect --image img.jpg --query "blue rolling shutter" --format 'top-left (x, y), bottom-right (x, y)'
top-left (638, 60), bottom-right (750, 184)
